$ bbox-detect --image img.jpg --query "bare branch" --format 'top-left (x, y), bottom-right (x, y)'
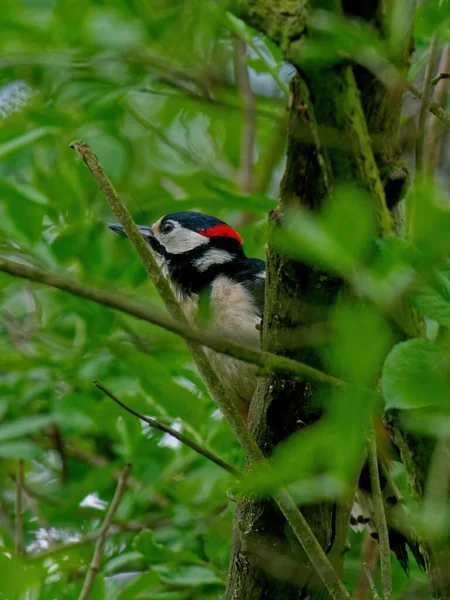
top-left (424, 45), bottom-right (450, 174)
top-left (408, 82), bottom-right (450, 130)
top-left (416, 24), bottom-right (441, 172)
top-left (367, 426), bottom-right (392, 600)
top-left (363, 562), bottom-right (382, 600)
top-left (69, 140), bottom-right (183, 320)
top-left (272, 488), bottom-right (351, 600)
top-left (77, 462), bottom-right (132, 600)
top-left (431, 72), bottom-right (450, 86)
top-left (354, 533), bottom-right (378, 600)
top-left (15, 460), bottom-right (24, 556)
top-left (94, 381), bottom-right (241, 478)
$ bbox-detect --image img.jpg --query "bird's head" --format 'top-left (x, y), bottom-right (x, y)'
top-left (109, 211), bottom-right (246, 295)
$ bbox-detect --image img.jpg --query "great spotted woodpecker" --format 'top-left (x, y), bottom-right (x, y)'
top-left (109, 211), bottom-right (264, 416)
top-left (109, 210), bottom-right (423, 572)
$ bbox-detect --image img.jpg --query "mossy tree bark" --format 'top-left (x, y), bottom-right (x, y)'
top-left (226, 1), bottom-right (448, 599)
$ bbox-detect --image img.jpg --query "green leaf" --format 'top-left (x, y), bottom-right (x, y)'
top-left (321, 185), bottom-right (376, 263)
top-left (84, 7), bottom-right (146, 50)
top-left (134, 530), bottom-right (167, 561)
top-left (410, 265), bottom-right (450, 327)
top-left (0, 127), bottom-right (56, 159)
top-left (408, 180), bottom-right (450, 261)
top-left (242, 398), bottom-right (367, 497)
top-left (51, 227), bottom-right (85, 262)
top-left (8, 181), bottom-right (50, 205)
top-left (243, 310), bottom-right (390, 497)
top-left (203, 182), bottom-right (277, 212)
top-left (0, 554), bottom-right (44, 598)
top-left (133, 530), bottom-right (198, 565)
top-left (415, 0), bottom-right (450, 38)
top-left (103, 551), bottom-right (146, 575)
top-left (382, 339), bottom-right (450, 410)
top-left (155, 565), bottom-right (223, 587)
top-left (411, 284), bottom-right (450, 327)
top-left (0, 415), bottom-right (54, 442)
top-left (322, 303), bottom-right (391, 385)
top-left (274, 209), bottom-right (355, 275)
top-left (107, 348), bottom-right (206, 426)
top-left (246, 57), bottom-right (269, 73)
top-left (0, 440), bottom-right (43, 459)
top-left (2, 179), bottom-right (48, 242)
top-left (115, 572), bottom-right (160, 600)
top-left (274, 185), bottom-right (376, 276)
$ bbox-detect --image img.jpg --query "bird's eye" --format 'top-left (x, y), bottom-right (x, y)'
top-left (161, 222), bottom-right (174, 234)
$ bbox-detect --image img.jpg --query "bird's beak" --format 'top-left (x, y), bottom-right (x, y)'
top-left (108, 223), bottom-right (155, 242)
top-left (108, 223), bottom-right (126, 237)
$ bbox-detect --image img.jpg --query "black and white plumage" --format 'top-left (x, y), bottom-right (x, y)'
top-left (109, 210), bottom-right (423, 572)
top-left (109, 211), bottom-right (265, 415)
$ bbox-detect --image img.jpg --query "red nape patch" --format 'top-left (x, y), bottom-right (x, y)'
top-left (198, 224), bottom-right (243, 244)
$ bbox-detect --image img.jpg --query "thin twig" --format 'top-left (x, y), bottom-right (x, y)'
top-left (234, 37), bottom-right (255, 194)
top-left (69, 141), bottom-right (187, 321)
top-left (68, 141), bottom-right (352, 600)
top-left (271, 487), bottom-right (351, 599)
top-left (431, 72), bottom-right (450, 85)
top-left (416, 0), bottom-right (445, 172)
top-left (407, 82), bottom-right (450, 130)
top-left (77, 462), bottom-right (132, 600)
top-left (363, 562), bottom-right (382, 600)
top-left (416, 32), bottom-right (441, 171)
top-left (94, 381), bottom-right (241, 478)
top-left (424, 45), bottom-right (450, 174)
top-left (354, 533), bottom-right (379, 600)
top-left (367, 426), bottom-right (392, 600)
top-left (15, 460), bottom-right (24, 556)
top-left (0, 258), bottom-right (344, 388)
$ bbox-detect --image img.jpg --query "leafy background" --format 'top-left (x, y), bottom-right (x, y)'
top-left (0, 1), bottom-right (449, 598)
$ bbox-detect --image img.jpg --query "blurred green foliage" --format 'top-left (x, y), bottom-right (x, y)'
top-left (0, 0), bottom-right (448, 599)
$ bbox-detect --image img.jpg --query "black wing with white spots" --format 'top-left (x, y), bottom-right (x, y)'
top-left (230, 258), bottom-right (265, 317)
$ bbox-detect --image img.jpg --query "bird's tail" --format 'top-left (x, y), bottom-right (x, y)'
top-left (351, 462), bottom-right (425, 572)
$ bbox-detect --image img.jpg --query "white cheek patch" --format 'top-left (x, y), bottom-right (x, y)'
top-left (256, 270), bottom-right (265, 278)
top-left (194, 249), bottom-right (233, 272)
top-left (158, 228), bottom-right (210, 254)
